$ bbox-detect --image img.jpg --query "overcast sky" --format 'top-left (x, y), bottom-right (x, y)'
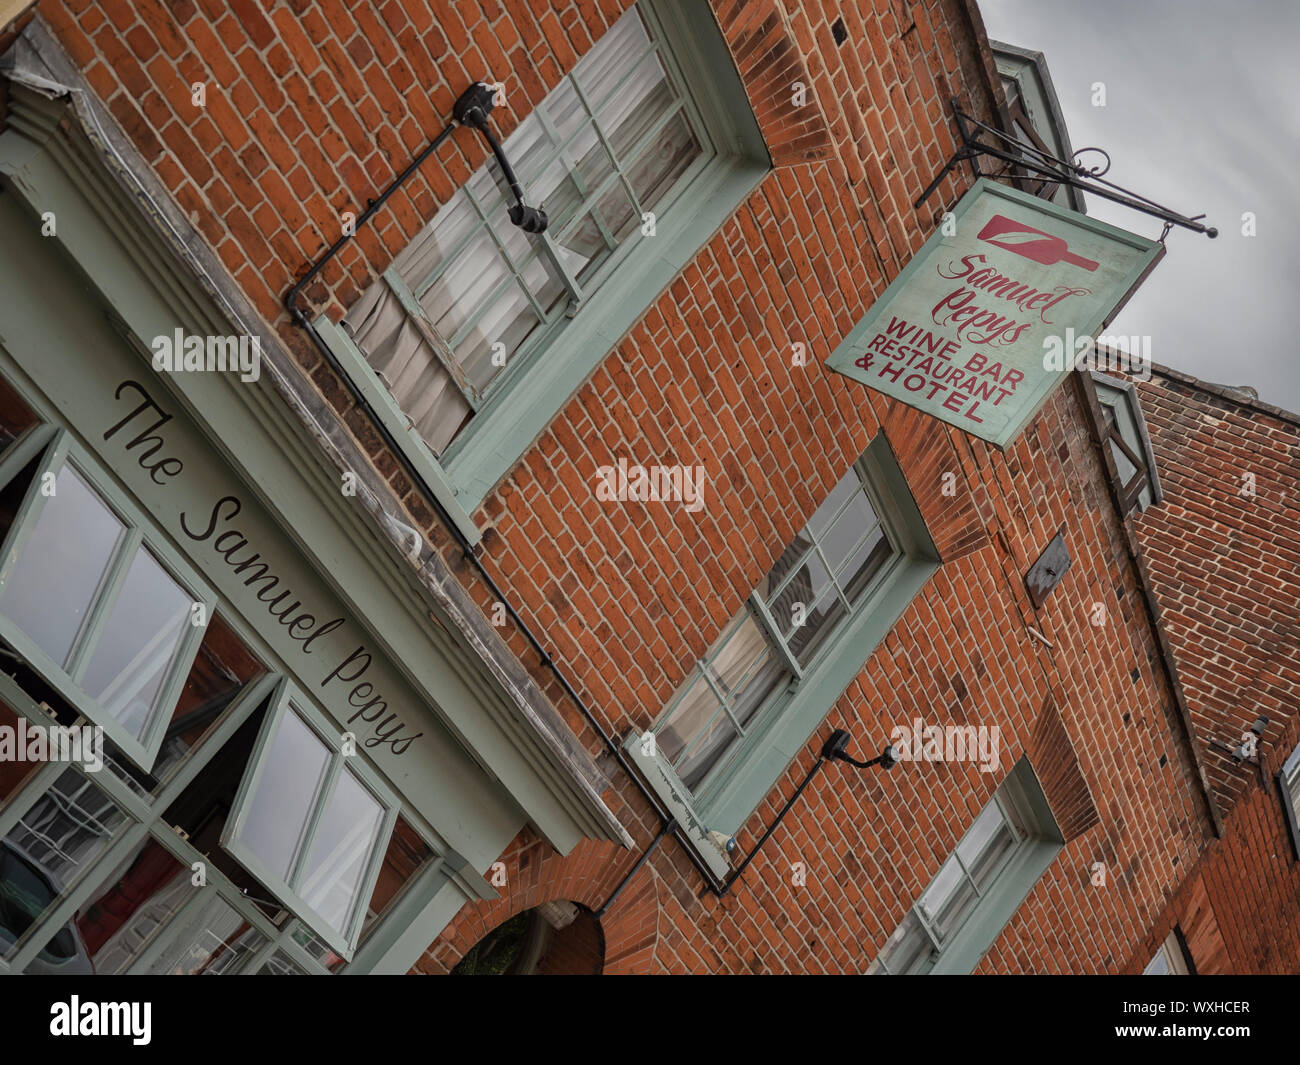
top-left (979, 0), bottom-right (1300, 413)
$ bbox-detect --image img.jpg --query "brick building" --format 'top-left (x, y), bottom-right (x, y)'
top-left (0, 0), bottom-right (1290, 976)
top-left (1120, 367), bottom-right (1300, 975)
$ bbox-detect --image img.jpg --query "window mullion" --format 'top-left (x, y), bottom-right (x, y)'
top-left (67, 525), bottom-right (143, 681)
top-left (462, 185), bottom-right (569, 316)
top-left (286, 750), bottom-right (343, 891)
top-left (913, 905), bottom-right (945, 949)
top-left (381, 269), bottom-right (482, 411)
top-left (810, 541), bottom-right (853, 613)
top-left (765, 542), bottom-right (816, 605)
top-left (534, 106), bottom-right (621, 255)
top-left (748, 594), bottom-right (801, 679)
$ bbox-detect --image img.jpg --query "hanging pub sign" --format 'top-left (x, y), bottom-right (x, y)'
top-left (826, 178), bottom-right (1163, 448)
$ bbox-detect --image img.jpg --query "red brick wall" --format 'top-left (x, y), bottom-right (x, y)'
top-left (16, 0), bottom-right (1236, 974)
top-left (1125, 369), bottom-right (1300, 974)
top-left (1133, 371), bottom-right (1300, 813)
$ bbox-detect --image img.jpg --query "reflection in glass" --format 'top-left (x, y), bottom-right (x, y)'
top-left (135, 892), bottom-right (264, 975)
top-left (82, 546), bottom-right (191, 739)
top-left (0, 464), bottom-right (123, 668)
top-left (72, 836), bottom-right (186, 974)
top-left (298, 769), bottom-right (383, 936)
top-left (237, 710), bottom-right (329, 882)
top-left (1, 768), bottom-right (125, 965)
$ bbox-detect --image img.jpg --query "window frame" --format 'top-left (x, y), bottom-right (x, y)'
top-left (868, 759), bottom-right (1064, 975)
top-left (219, 676), bottom-right (400, 960)
top-left (1277, 742), bottom-right (1300, 862)
top-left (381, 3), bottom-right (720, 429)
top-left (315, 0), bottom-right (771, 525)
top-left (655, 453), bottom-right (906, 806)
top-left (627, 434), bottom-right (940, 861)
top-left (0, 425), bottom-right (215, 773)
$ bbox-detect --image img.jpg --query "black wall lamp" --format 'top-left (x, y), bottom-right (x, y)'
top-left (452, 82), bottom-right (549, 234)
top-left (716, 729), bottom-right (900, 897)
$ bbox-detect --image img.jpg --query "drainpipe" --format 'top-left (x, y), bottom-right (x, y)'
top-left (282, 103), bottom-right (729, 902)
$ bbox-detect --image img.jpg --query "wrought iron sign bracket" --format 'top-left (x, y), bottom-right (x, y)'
top-left (915, 100), bottom-right (1217, 240)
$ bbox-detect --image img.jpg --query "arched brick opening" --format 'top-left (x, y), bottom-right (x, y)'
top-left (411, 835), bottom-right (665, 974)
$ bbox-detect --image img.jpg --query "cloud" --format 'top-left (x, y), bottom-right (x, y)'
top-left (979, 0), bottom-right (1300, 411)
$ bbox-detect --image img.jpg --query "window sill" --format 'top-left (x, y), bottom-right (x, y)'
top-left (624, 731), bottom-right (734, 881)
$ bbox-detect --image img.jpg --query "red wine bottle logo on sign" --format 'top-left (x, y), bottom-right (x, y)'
top-left (977, 215), bottom-right (1099, 272)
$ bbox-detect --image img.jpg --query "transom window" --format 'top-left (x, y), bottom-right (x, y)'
top-left (344, 4), bottom-right (712, 457)
top-left (654, 460), bottom-right (897, 795)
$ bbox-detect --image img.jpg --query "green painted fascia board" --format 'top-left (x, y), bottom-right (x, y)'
top-left (0, 117), bottom-right (618, 859)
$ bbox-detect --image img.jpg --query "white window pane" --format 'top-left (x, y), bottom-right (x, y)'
top-left (710, 621), bottom-right (785, 730)
top-left (657, 673), bottom-right (720, 766)
top-left (821, 489), bottom-right (878, 575)
top-left (957, 803), bottom-right (1017, 890)
top-left (421, 234), bottom-right (513, 335)
top-left (837, 527), bottom-right (892, 602)
top-left (808, 469), bottom-right (865, 538)
top-left (625, 110), bottom-right (700, 209)
top-left (573, 8), bottom-right (651, 108)
top-left (790, 584), bottom-right (848, 669)
top-left (599, 51), bottom-right (673, 162)
top-left (541, 78), bottom-right (587, 144)
top-left (393, 191), bottom-right (477, 291)
top-left (81, 547), bottom-right (192, 740)
top-left (677, 714), bottom-right (738, 791)
top-left (874, 911), bottom-right (932, 974)
top-left (767, 541), bottom-right (832, 633)
top-left (918, 857), bottom-right (966, 929)
top-left (238, 711), bottom-right (330, 882)
top-left (0, 465), bottom-right (123, 668)
top-left (298, 769), bottom-right (384, 935)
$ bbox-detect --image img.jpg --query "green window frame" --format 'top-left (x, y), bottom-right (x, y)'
top-left (221, 677), bottom-right (400, 959)
top-left (317, 0), bottom-right (770, 526)
top-left (626, 435), bottom-right (940, 873)
top-left (377, 3), bottom-right (716, 421)
top-left (868, 759), bottom-right (1064, 975)
top-left (1278, 742), bottom-right (1300, 862)
top-left (1142, 928), bottom-right (1193, 975)
top-left (0, 425), bottom-right (214, 773)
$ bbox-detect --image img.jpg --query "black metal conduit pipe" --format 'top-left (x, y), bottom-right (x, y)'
top-left (282, 118), bottom-right (728, 902)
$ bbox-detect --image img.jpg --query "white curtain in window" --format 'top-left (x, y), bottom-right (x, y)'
top-left (342, 279), bottom-right (471, 456)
